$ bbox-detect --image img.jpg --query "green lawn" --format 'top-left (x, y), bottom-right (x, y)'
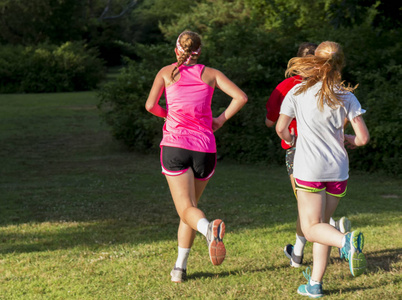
top-left (0, 92), bottom-right (401, 299)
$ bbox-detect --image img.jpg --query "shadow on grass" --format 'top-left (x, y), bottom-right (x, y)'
top-left (0, 99), bottom-right (401, 260)
top-left (187, 264), bottom-right (282, 281)
top-left (0, 219), bottom-right (179, 255)
top-left (325, 273), bottom-right (402, 296)
top-left (366, 248), bottom-right (402, 273)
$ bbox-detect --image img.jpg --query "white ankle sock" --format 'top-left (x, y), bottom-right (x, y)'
top-left (341, 235), bottom-right (346, 247)
top-left (175, 247), bottom-right (191, 269)
top-left (293, 234), bottom-right (307, 256)
top-left (196, 218), bottom-right (209, 237)
top-left (310, 279), bottom-right (321, 286)
top-left (329, 217), bottom-right (336, 227)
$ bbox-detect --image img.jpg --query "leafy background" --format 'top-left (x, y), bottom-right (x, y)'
top-left (1, 0), bottom-right (401, 174)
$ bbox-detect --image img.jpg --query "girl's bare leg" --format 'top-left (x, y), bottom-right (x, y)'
top-left (297, 190), bottom-right (344, 282)
top-left (166, 169), bottom-right (209, 248)
top-left (290, 174), bottom-right (304, 238)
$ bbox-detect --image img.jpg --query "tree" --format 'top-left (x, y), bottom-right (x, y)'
top-left (99, 0), bottom-right (138, 20)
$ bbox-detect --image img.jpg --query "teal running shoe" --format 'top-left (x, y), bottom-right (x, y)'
top-left (336, 217), bottom-right (352, 259)
top-left (297, 267), bottom-right (323, 298)
top-left (340, 230), bottom-right (367, 276)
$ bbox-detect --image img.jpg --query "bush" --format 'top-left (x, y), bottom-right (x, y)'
top-left (0, 45), bottom-right (27, 93)
top-left (0, 42), bottom-right (105, 93)
top-left (347, 62), bottom-right (402, 174)
top-left (97, 54), bottom-right (166, 152)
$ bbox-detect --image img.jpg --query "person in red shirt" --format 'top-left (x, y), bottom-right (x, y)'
top-left (265, 42), bottom-right (351, 268)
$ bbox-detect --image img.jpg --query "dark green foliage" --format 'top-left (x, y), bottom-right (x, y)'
top-left (97, 44), bottom-right (172, 151)
top-left (0, 42), bottom-right (105, 93)
top-left (315, 25), bottom-right (402, 175)
top-left (96, 0), bottom-right (401, 174)
top-left (348, 64), bottom-right (402, 174)
top-left (0, 0), bottom-right (86, 45)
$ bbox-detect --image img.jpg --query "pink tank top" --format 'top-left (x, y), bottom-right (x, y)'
top-left (160, 64), bottom-right (216, 153)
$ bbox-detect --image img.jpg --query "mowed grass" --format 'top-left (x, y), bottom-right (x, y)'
top-left (0, 92), bottom-right (401, 299)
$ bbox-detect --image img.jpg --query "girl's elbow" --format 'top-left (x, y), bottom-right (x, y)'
top-left (145, 103), bottom-right (154, 113)
top-left (361, 134), bottom-right (370, 146)
top-left (235, 93), bottom-right (248, 106)
top-left (356, 133), bottom-right (370, 146)
top-left (275, 127), bottom-right (284, 137)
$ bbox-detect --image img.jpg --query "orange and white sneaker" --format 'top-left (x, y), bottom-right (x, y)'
top-left (206, 219), bottom-right (226, 266)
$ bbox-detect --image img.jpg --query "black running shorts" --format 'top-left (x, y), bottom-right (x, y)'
top-left (160, 146), bottom-right (217, 180)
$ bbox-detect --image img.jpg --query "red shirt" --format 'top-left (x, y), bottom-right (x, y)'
top-left (266, 75), bottom-right (301, 149)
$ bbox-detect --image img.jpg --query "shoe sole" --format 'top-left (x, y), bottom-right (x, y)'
top-left (283, 244), bottom-right (292, 259)
top-left (349, 231), bottom-right (366, 276)
top-left (209, 219), bottom-right (226, 266)
top-left (349, 252), bottom-right (367, 277)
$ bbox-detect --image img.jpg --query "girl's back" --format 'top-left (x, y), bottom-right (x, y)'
top-left (162, 64), bottom-right (216, 153)
top-left (282, 82), bottom-right (365, 181)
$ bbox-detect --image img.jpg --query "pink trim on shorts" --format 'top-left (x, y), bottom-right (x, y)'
top-left (295, 178), bottom-right (347, 197)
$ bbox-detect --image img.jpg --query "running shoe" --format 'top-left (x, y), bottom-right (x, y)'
top-left (297, 267), bottom-right (323, 298)
top-left (335, 216), bottom-right (352, 234)
top-left (206, 219), bottom-right (226, 266)
top-left (340, 230), bottom-right (367, 276)
top-left (335, 217), bottom-right (352, 259)
top-left (283, 244), bottom-right (303, 267)
top-left (284, 244), bottom-right (293, 259)
top-left (170, 267), bottom-right (187, 283)
top-left (291, 251), bottom-right (304, 268)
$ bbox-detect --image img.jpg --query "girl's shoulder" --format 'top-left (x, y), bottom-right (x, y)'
top-left (203, 66), bottom-right (220, 74)
top-left (160, 64), bottom-right (177, 73)
top-left (158, 64), bottom-right (177, 81)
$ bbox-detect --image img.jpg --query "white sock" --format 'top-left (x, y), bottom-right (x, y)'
top-left (175, 247), bottom-right (191, 270)
top-left (310, 279), bottom-right (321, 286)
top-left (196, 218), bottom-right (209, 237)
top-left (293, 234), bottom-right (307, 256)
top-left (341, 235), bottom-right (346, 248)
top-left (329, 217), bottom-right (336, 227)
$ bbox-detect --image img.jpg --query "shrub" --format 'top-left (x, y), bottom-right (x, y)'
top-left (97, 55), bottom-right (166, 152)
top-left (0, 42), bottom-right (105, 93)
top-left (0, 45), bottom-right (27, 93)
top-left (347, 62), bottom-right (402, 175)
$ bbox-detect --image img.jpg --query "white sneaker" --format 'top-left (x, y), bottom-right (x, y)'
top-left (170, 267), bottom-right (187, 283)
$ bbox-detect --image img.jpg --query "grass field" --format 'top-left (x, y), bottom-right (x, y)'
top-left (0, 92), bottom-right (401, 299)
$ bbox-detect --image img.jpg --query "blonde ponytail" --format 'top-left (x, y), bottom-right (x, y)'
top-left (286, 41), bottom-right (357, 110)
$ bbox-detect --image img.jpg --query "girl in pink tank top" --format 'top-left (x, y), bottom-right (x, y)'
top-left (162, 63), bottom-right (216, 153)
top-left (145, 31), bottom-right (247, 283)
